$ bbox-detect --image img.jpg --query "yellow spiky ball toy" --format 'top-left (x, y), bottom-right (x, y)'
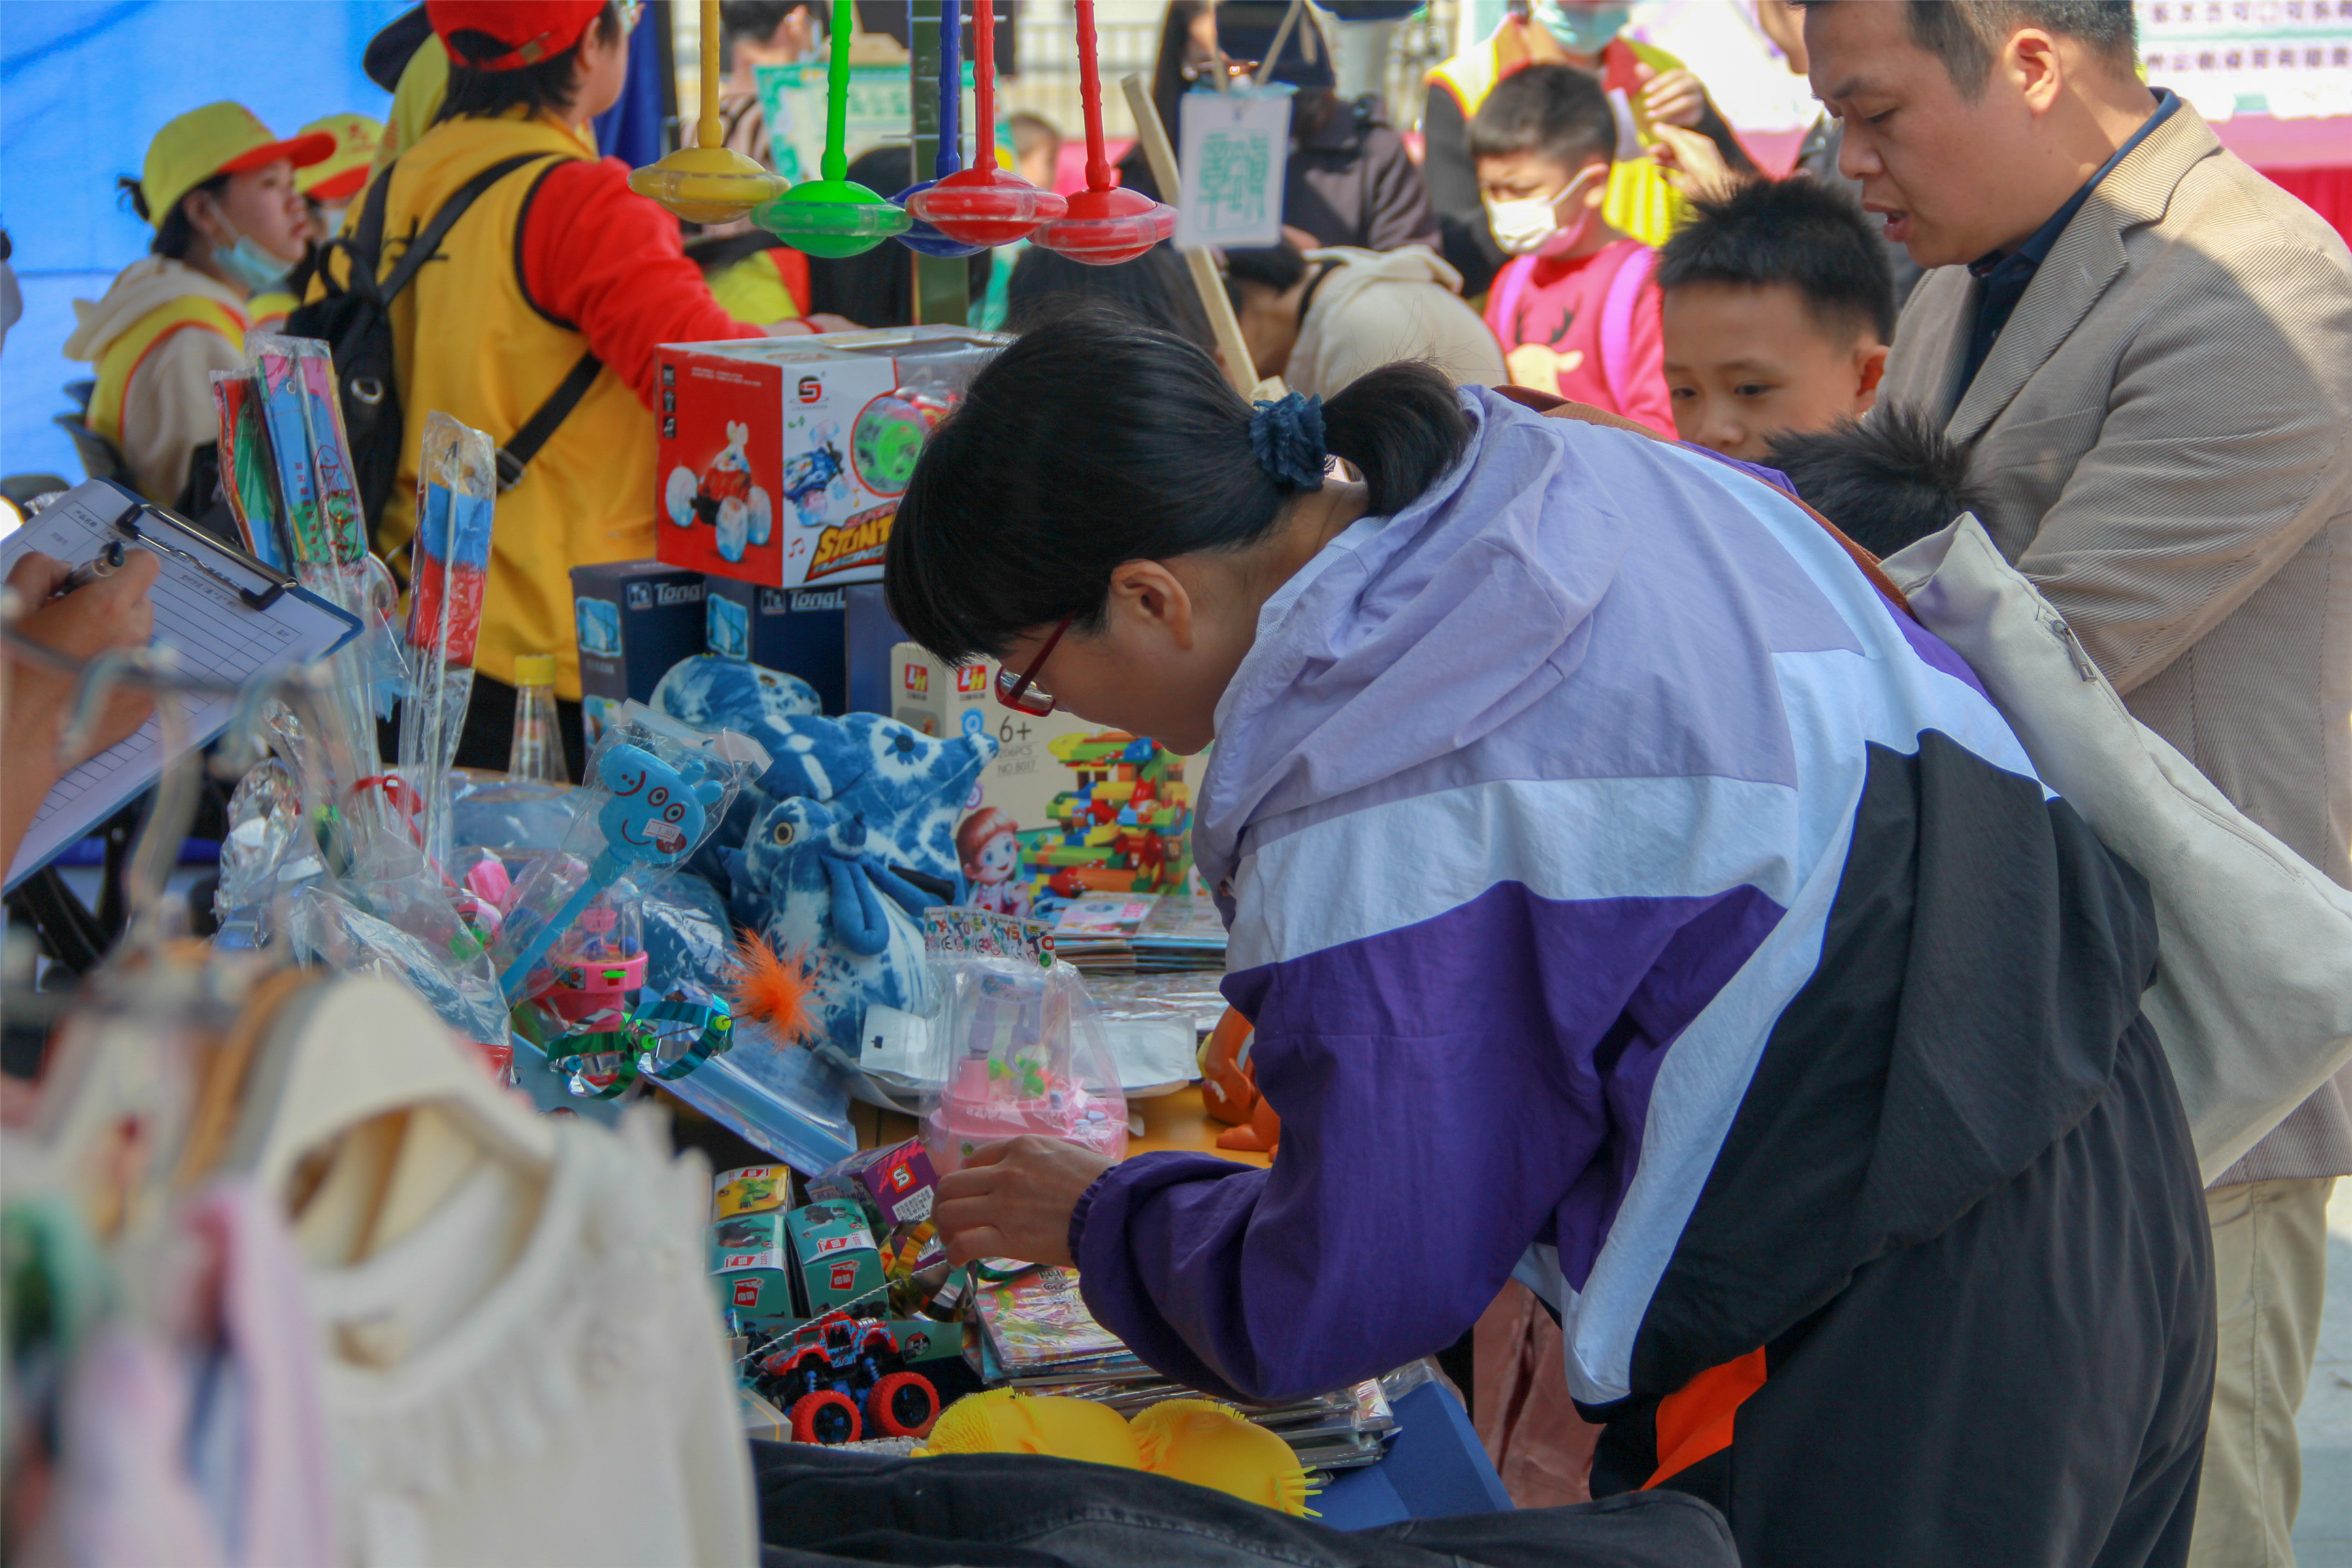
top-left (1130, 1399), bottom-right (1316, 1516)
top-left (917, 1390), bottom-right (1316, 1516)
top-left (915, 1389), bottom-right (1143, 1467)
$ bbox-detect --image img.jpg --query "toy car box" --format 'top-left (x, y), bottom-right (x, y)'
top-left (711, 1207), bottom-right (795, 1323)
top-left (704, 578), bottom-right (847, 712)
top-left (785, 1201), bottom-right (885, 1316)
top-left (710, 1165), bottom-right (797, 1324)
top-left (570, 560), bottom-right (706, 747)
top-left (655, 327), bottom-right (1007, 591)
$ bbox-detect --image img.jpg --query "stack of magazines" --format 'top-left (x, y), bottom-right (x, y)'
top-left (970, 1266), bottom-right (1407, 1473)
top-left (1051, 894), bottom-right (1228, 975)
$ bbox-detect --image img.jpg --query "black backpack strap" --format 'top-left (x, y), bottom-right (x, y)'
top-left (310, 159), bottom-right (400, 304)
top-left (377, 152), bottom-right (550, 302)
top-left (495, 351), bottom-right (603, 491)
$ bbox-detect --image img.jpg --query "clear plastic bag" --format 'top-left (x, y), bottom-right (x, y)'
top-left (918, 952), bottom-right (1129, 1173)
top-left (489, 720), bottom-right (752, 1007)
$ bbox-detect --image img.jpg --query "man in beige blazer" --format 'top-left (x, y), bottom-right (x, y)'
top-left (1806, 3), bottom-right (2352, 1563)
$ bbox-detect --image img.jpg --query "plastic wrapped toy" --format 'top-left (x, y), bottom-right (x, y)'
top-left (491, 724), bottom-right (749, 1005)
top-left (916, 912), bottom-right (1127, 1173)
top-left (399, 412), bottom-right (497, 868)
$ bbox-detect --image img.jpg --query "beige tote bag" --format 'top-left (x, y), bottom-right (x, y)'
top-left (1883, 515), bottom-right (2352, 1183)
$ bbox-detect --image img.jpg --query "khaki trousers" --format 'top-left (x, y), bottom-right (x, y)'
top-left (2188, 1177), bottom-right (2336, 1567)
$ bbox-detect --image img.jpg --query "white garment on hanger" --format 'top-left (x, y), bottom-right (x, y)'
top-left (302, 1109), bottom-right (755, 1568)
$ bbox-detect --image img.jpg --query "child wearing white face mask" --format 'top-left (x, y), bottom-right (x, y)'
top-left (1472, 64), bottom-right (1672, 434)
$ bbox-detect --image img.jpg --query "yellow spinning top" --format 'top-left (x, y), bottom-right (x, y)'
top-left (629, 0), bottom-right (786, 222)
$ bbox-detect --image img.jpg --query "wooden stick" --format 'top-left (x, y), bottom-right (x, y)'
top-left (1254, 0), bottom-right (1305, 90)
top-left (1119, 73), bottom-right (1278, 400)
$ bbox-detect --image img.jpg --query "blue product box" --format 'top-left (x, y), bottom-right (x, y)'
top-left (704, 578), bottom-right (848, 713)
top-left (570, 560), bottom-right (706, 747)
top-left (843, 583), bottom-right (907, 717)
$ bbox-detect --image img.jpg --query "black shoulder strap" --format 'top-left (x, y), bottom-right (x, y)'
top-left (495, 351), bottom-right (603, 491)
top-left (378, 152), bottom-right (549, 303)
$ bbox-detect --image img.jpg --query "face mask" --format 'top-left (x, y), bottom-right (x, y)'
top-left (1531, 0), bottom-right (1631, 57)
top-left (211, 223), bottom-right (291, 294)
top-left (1484, 165), bottom-right (1603, 255)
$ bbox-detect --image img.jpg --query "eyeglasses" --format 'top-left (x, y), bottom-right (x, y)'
top-left (995, 615), bottom-right (1074, 716)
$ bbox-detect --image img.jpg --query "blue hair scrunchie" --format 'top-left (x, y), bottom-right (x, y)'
top-left (1250, 392), bottom-right (1327, 493)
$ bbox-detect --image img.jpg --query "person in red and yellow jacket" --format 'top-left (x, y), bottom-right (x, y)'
top-left (331, 0), bottom-right (794, 770)
top-left (1420, 0), bottom-right (1752, 297)
top-left (66, 104), bottom-right (331, 507)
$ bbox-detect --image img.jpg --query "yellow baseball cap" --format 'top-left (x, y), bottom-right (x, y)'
top-left (296, 114), bottom-right (386, 203)
top-left (140, 103), bottom-right (336, 225)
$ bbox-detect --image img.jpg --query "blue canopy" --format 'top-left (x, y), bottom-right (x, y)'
top-left (1, 0), bottom-right (672, 485)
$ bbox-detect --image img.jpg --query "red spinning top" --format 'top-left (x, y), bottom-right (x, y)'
top-left (1032, 0), bottom-right (1175, 265)
top-left (907, 0), bottom-right (1066, 246)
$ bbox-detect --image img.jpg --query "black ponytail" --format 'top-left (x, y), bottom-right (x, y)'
top-left (1322, 361), bottom-right (1471, 517)
top-left (885, 310), bottom-right (1471, 665)
top-left (118, 172), bottom-right (227, 261)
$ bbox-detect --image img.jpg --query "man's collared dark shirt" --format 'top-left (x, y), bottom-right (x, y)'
top-left (1958, 89), bottom-right (2180, 393)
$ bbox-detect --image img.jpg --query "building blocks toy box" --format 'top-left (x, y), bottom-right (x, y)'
top-left (656, 327), bottom-right (1006, 591)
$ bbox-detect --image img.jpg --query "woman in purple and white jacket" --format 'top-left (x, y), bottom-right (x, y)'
top-left (885, 308), bottom-right (2213, 1568)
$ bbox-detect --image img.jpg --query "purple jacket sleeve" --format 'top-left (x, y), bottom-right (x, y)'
top-left (1071, 879), bottom-right (1777, 1404)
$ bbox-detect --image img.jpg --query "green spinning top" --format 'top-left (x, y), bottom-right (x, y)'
top-left (755, 3), bottom-right (911, 257)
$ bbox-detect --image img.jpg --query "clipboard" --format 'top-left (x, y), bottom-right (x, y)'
top-left (3, 479), bottom-right (364, 892)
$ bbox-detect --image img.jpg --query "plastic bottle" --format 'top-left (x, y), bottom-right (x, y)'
top-left (506, 653), bottom-right (570, 783)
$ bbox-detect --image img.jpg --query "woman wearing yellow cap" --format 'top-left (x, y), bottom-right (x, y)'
top-left (64, 103), bottom-right (333, 506)
top-left (299, 113), bottom-right (385, 240)
top-left (250, 114), bottom-right (387, 335)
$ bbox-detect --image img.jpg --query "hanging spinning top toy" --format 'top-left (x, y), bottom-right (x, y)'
top-left (906, 0), bottom-right (1068, 248)
top-left (1032, 0), bottom-right (1175, 265)
top-left (755, 0), bottom-right (914, 256)
top-left (894, 1), bottom-right (987, 258)
top-left (631, 0), bottom-right (788, 221)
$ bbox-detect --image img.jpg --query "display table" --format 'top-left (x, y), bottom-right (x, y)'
top-left (852, 1083), bottom-right (1511, 1518)
top-left (852, 1081), bottom-right (1276, 1166)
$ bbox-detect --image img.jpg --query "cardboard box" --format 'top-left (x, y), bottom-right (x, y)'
top-left (844, 585), bottom-right (906, 716)
top-left (704, 578), bottom-right (848, 713)
top-left (892, 642), bottom-right (1103, 898)
top-left (570, 560), bottom-right (706, 748)
top-left (656, 327), bottom-right (1005, 591)
top-left (710, 1207), bottom-right (796, 1322)
top-left (785, 1202), bottom-right (885, 1316)
top-left (806, 1139), bottom-right (947, 1294)
top-left (713, 1164), bottom-right (794, 1219)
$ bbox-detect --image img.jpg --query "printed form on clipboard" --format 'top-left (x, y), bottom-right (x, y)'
top-left (3, 480), bottom-right (362, 892)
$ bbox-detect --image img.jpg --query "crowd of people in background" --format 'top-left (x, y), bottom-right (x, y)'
top-left (14, 3), bottom-right (2349, 1565)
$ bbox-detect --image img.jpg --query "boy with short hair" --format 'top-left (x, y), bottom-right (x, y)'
top-left (1656, 176), bottom-right (1894, 462)
top-left (1223, 239), bottom-right (1505, 397)
top-left (1469, 63), bottom-right (1672, 434)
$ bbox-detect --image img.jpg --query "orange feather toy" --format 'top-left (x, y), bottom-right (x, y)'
top-left (730, 930), bottom-right (817, 1046)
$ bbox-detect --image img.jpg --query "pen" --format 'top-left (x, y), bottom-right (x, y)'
top-left (48, 542), bottom-right (127, 600)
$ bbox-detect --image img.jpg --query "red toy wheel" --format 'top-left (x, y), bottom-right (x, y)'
top-left (789, 1389), bottom-right (863, 1445)
top-left (865, 1371), bottom-right (939, 1438)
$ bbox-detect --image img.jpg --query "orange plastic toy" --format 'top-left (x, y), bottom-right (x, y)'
top-left (1200, 1007), bottom-right (1279, 1154)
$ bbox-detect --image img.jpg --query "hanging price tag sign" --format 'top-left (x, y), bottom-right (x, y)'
top-left (1173, 89), bottom-right (1292, 252)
